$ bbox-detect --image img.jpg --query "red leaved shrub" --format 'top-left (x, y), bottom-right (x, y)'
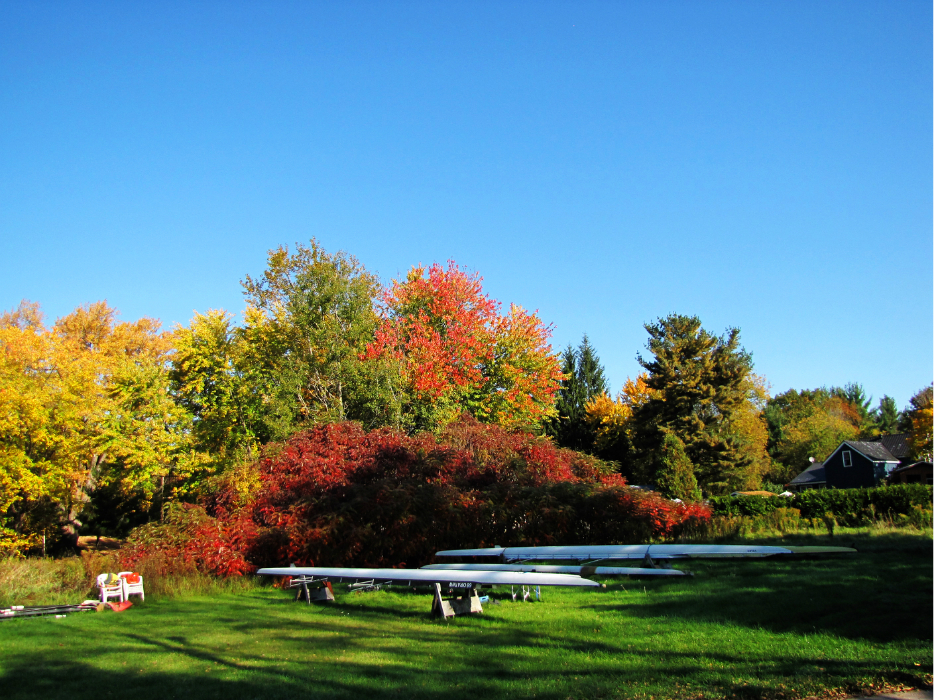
top-left (120, 503), bottom-right (256, 577)
top-left (193, 416), bottom-right (711, 572)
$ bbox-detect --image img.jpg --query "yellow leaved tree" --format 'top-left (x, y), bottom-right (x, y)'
top-left (0, 300), bottom-right (202, 554)
top-left (583, 373), bottom-right (656, 474)
top-left (905, 385), bottom-right (933, 461)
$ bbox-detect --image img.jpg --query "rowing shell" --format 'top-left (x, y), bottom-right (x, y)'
top-left (422, 563), bottom-right (689, 577)
top-left (257, 566), bottom-right (602, 588)
top-left (434, 544), bottom-right (856, 561)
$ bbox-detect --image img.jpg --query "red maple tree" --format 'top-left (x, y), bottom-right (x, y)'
top-left (365, 262), bottom-right (563, 430)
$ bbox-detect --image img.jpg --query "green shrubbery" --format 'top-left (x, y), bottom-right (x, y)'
top-left (704, 484), bottom-right (932, 537)
top-left (794, 484), bottom-right (933, 524)
top-left (709, 484), bottom-right (931, 523)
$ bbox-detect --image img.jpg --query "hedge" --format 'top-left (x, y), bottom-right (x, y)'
top-left (708, 484), bottom-right (932, 525)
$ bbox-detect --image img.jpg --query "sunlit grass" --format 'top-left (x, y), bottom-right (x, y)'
top-left (0, 553), bottom-right (260, 607)
top-left (0, 531), bottom-right (930, 699)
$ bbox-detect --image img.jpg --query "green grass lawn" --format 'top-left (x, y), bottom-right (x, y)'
top-left (1, 531), bottom-right (930, 700)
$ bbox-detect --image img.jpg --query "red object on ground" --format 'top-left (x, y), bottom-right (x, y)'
top-left (107, 601), bottom-right (133, 613)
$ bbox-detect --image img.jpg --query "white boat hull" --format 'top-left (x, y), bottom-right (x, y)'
top-left (422, 563), bottom-right (688, 577)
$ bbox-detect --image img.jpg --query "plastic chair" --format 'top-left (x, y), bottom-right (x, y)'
top-left (97, 573), bottom-right (125, 603)
top-left (118, 571), bottom-right (145, 602)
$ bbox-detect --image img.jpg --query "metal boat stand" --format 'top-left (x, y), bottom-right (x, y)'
top-left (290, 574), bottom-right (336, 603)
top-left (431, 583), bottom-right (483, 618)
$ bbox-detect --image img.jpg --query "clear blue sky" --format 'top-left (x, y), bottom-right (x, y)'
top-left (1, 1), bottom-right (930, 409)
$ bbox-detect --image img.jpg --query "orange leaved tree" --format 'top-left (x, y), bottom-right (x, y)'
top-left (365, 262), bottom-right (562, 432)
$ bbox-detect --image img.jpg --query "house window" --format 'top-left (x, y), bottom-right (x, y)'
top-left (842, 450), bottom-right (852, 468)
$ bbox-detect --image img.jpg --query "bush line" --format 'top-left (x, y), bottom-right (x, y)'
top-left (708, 484), bottom-right (932, 525)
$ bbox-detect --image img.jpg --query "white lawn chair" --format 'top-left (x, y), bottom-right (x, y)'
top-left (118, 571), bottom-right (145, 602)
top-left (97, 573), bottom-right (125, 603)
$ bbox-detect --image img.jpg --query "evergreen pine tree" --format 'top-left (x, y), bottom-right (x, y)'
top-left (577, 335), bottom-right (608, 400)
top-left (872, 395), bottom-right (900, 435)
top-left (655, 432), bottom-right (701, 501)
top-left (631, 314), bottom-right (755, 493)
top-left (547, 335), bottom-right (608, 451)
top-left (833, 382), bottom-right (874, 434)
top-left (548, 345), bottom-right (582, 442)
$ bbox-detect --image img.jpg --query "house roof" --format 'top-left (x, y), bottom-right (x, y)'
top-left (889, 461), bottom-right (933, 475)
top-left (839, 441), bottom-right (899, 462)
top-left (789, 461), bottom-right (826, 486)
top-left (868, 434), bottom-right (911, 460)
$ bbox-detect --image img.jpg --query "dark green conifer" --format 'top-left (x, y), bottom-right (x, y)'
top-left (577, 335), bottom-right (608, 400)
top-left (873, 395), bottom-right (900, 435)
top-left (655, 432), bottom-right (701, 501)
top-left (547, 335), bottom-right (608, 451)
top-left (631, 314), bottom-right (754, 493)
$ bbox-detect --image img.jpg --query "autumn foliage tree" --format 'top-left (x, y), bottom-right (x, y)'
top-left (719, 374), bottom-right (772, 487)
top-left (191, 416), bottom-right (709, 570)
top-left (365, 262), bottom-right (562, 432)
top-left (170, 309), bottom-right (269, 460)
top-left (764, 388), bottom-right (862, 481)
top-left (0, 300), bottom-right (202, 552)
top-left (581, 373), bottom-right (656, 476)
top-left (903, 384), bottom-right (933, 461)
top-left (240, 242), bottom-right (395, 431)
top-left (172, 242), bottom-right (398, 462)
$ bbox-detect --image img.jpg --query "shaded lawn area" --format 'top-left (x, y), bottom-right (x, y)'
top-left (0, 532), bottom-right (930, 700)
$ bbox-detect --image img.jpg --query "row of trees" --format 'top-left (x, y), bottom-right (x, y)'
top-left (547, 318), bottom-right (771, 497)
top-left (172, 244), bottom-right (561, 455)
top-left (1, 239), bottom-right (931, 553)
top-left (763, 384), bottom-right (932, 480)
top-left (1, 243), bottom-right (563, 552)
top-left (549, 331), bottom-right (933, 496)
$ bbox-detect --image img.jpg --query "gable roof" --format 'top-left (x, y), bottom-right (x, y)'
top-left (829, 440), bottom-right (899, 463)
top-left (868, 434), bottom-right (911, 460)
top-left (789, 461), bottom-right (826, 486)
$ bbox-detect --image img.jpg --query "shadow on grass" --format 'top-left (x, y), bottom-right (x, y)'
top-left (591, 532), bottom-right (933, 643)
top-left (2, 533), bottom-right (929, 700)
top-left (0, 627), bottom-right (923, 700)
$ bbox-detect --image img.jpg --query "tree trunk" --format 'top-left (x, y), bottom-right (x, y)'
top-left (59, 451), bottom-right (107, 550)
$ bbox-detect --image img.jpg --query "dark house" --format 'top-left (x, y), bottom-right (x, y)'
top-left (788, 434), bottom-right (913, 490)
top-left (822, 440), bottom-right (901, 488)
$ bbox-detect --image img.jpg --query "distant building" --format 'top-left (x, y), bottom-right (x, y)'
top-left (888, 461), bottom-right (933, 485)
top-left (787, 460), bottom-right (826, 491)
top-left (787, 434), bottom-right (920, 491)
